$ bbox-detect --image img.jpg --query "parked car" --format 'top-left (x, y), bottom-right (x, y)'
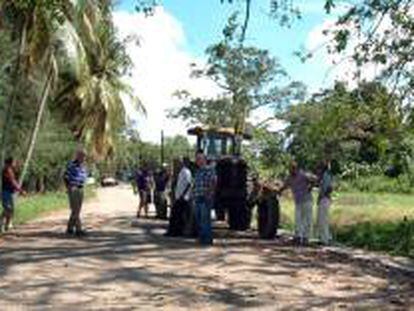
top-left (101, 176), bottom-right (119, 187)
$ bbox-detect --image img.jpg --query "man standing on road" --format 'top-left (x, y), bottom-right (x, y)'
top-left (280, 161), bottom-right (317, 246)
top-left (154, 165), bottom-right (170, 219)
top-left (136, 166), bottom-right (151, 218)
top-left (193, 151), bottom-right (216, 246)
top-left (316, 159), bottom-right (334, 245)
top-left (64, 149), bottom-right (87, 237)
top-left (0, 157), bottom-right (25, 233)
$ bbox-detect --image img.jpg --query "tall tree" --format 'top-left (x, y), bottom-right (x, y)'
top-left (1, 0), bottom-right (144, 186)
top-left (53, 1), bottom-right (144, 159)
top-left (172, 14), bottom-right (305, 136)
top-left (0, 0), bottom-right (66, 187)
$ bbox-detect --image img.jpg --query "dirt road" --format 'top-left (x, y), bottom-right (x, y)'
top-left (0, 186), bottom-right (413, 310)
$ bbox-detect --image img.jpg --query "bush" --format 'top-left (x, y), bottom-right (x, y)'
top-left (340, 163), bottom-right (383, 180)
top-left (339, 174), bottom-right (414, 194)
top-left (335, 218), bottom-right (414, 258)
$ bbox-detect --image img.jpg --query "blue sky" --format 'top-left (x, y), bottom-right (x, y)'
top-left (114, 1), bottom-right (344, 141)
top-left (117, 0), bottom-right (334, 90)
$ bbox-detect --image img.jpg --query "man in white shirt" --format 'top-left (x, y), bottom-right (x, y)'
top-left (175, 157), bottom-right (192, 202)
top-left (165, 157), bottom-right (192, 236)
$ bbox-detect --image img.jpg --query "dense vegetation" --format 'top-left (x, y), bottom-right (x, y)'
top-left (279, 192), bottom-right (414, 258)
top-left (0, 0), bottom-right (143, 191)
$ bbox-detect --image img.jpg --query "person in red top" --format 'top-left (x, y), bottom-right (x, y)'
top-left (0, 157), bottom-right (25, 233)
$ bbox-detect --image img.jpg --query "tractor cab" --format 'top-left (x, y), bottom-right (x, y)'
top-left (187, 126), bottom-right (252, 160)
top-left (185, 125), bottom-right (279, 237)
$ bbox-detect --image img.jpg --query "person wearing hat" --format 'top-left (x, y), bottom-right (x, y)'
top-left (64, 149), bottom-right (88, 237)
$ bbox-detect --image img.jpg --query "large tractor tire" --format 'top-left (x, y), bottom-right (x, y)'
top-left (216, 158), bottom-right (249, 231)
top-left (258, 191), bottom-right (280, 239)
top-left (227, 198), bottom-right (250, 230)
top-left (214, 199), bottom-right (226, 221)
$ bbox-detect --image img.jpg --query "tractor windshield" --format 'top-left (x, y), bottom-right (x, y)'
top-left (200, 135), bottom-right (233, 158)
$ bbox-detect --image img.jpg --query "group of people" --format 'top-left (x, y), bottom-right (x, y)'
top-left (133, 152), bottom-right (333, 247)
top-left (280, 160), bottom-right (333, 246)
top-left (1, 147), bottom-right (333, 247)
top-left (133, 150), bottom-right (216, 245)
top-left (134, 164), bottom-right (171, 219)
top-left (166, 151), bottom-right (216, 245)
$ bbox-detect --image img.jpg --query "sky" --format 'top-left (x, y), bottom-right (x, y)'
top-left (113, 0), bottom-right (356, 142)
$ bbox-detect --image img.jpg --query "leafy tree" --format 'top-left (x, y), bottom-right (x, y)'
top-left (105, 129), bottom-right (193, 179)
top-left (170, 93), bottom-right (234, 128)
top-left (243, 127), bottom-right (289, 179)
top-left (0, 0), bottom-right (144, 188)
top-left (51, 0), bottom-right (144, 159)
top-left (280, 81), bottom-right (409, 174)
top-left (0, 0), bottom-right (144, 191)
top-left (164, 135), bottom-right (193, 161)
top-left (172, 14), bottom-right (305, 136)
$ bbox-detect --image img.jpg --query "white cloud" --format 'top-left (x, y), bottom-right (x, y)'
top-left (113, 7), bottom-right (219, 143)
top-left (305, 18), bottom-right (383, 91)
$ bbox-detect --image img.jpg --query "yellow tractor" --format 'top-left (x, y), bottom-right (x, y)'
top-left (188, 126), bottom-right (253, 230)
top-left (188, 126), bottom-right (280, 238)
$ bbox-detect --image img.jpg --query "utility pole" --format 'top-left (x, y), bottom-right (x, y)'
top-left (161, 130), bottom-right (165, 165)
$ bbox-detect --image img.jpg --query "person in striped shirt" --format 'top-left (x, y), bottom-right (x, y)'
top-left (64, 149), bottom-right (87, 237)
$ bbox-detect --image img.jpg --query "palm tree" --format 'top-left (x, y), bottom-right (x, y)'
top-left (54, 2), bottom-right (144, 159)
top-left (1, 0), bottom-right (143, 184)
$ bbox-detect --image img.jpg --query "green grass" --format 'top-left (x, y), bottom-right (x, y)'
top-left (278, 191), bottom-right (414, 257)
top-left (13, 186), bottom-right (96, 225)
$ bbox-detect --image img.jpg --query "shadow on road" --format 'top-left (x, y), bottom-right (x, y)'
top-left (0, 215), bottom-right (413, 309)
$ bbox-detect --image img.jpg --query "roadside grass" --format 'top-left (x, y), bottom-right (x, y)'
top-left (13, 186), bottom-right (96, 225)
top-left (278, 191), bottom-right (414, 257)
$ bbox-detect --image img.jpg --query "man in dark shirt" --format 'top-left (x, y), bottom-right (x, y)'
top-left (136, 167), bottom-right (151, 218)
top-left (64, 149), bottom-right (87, 237)
top-left (154, 166), bottom-right (170, 219)
top-left (0, 157), bottom-right (25, 233)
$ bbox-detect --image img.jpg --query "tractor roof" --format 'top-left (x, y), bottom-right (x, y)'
top-left (187, 126), bottom-right (252, 140)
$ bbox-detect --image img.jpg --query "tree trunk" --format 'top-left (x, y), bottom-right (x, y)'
top-left (0, 19), bottom-right (27, 189)
top-left (241, 0), bottom-right (251, 43)
top-left (18, 64), bottom-right (54, 186)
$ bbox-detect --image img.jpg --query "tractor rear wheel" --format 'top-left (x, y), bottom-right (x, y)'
top-left (258, 193), bottom-right (280, 239)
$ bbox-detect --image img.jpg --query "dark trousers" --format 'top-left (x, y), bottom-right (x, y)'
top-left (195, 197), bottom-right (213, 245)
top-left (67, 188), bottom-right (84, 232)
top-left (166, 198), bottom-right (189, 236)
top-left (154, 191), bottom-right (168, 219)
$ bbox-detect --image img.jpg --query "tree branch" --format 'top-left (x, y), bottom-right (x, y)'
top-left (240, 0), bottom-right (251, 43)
